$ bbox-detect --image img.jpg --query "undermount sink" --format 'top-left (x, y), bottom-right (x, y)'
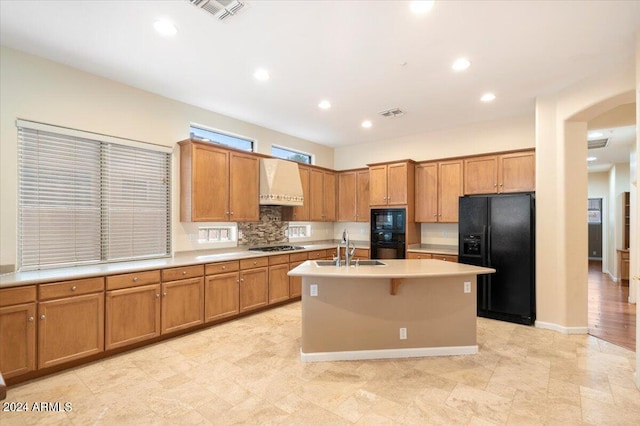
top-left (315, 260), bottom-right (386, 267)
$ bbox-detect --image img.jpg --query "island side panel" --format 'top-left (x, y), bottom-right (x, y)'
top-left (301, 275), bottom-right (477, 354)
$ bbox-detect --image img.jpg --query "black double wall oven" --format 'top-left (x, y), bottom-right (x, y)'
top-left (370, 208), bottom-right (406, 259)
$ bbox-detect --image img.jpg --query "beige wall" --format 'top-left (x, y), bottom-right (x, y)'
top-left (535, 56), bottom-right (636, 332)
top-left (0, 46), bottom-right (334, 267)
top-left (333, 114), bottom-right (535, 170)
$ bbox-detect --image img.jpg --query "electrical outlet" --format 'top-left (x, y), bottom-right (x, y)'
top-left (310, 284), bottom-right (318, 297)
top-left (188, 233), bottom-right (195, 242)
top-left (464, 281), bottom-right (471, 293)
top-left (399, 327), bottom-right (407, 340)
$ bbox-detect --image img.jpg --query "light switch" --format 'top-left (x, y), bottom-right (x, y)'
top-left (310, 284), bottom-right (318, 297)
top-left (464, 282), bottom-right (471, 293)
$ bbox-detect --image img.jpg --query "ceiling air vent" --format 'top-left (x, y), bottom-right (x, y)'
top-left (378, 108), bottom-right (405, 118)
top-left (588, 138), bottom-right (609, 149)
top-left (187, 0), bottom-right (245, 21)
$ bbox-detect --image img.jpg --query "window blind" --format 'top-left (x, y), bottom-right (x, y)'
top-left (18, 123), bottom-right (171, 270)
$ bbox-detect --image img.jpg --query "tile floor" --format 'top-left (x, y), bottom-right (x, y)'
top-left (1, 302), bottom-right (639, 425)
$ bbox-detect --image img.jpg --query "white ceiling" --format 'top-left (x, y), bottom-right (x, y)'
top-left (1, 0), bottom-right (639, 149)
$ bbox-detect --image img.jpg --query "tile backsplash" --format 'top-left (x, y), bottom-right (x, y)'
top-left (238, 206), bottom-right (288, 246)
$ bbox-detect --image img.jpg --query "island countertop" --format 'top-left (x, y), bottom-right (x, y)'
top-left (288, 259), bottom-right (495, 279)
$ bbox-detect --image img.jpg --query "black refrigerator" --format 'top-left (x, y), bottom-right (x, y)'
top-left (458, 193), bottom-right (535, 325)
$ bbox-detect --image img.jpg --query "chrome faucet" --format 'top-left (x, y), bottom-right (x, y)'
top-left (341, 229), bottom-right (356, 266)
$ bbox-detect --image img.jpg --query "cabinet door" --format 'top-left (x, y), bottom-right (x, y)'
top-left (464, 156), bottom-right (498, 195)
top-left (415, 163), bottom-right (438, 222)
top-left (499, 151), bottom-right (535, 193)
top-left (239, 267), bottom-right (268, 312)
top-left (291, 166), bottom-right (310, 221)
top-left (289, 261), bottom-right (304, 298)
top-left (323, 172), bottom-right (336, 221)
top-left (161, 278), bottom-right (204, 334)
top-left (192, 144), bottom-right (229, 221)
top-left (356, 170), bottom-right (370, 222)
top-left (105, 284), bottom-right (161, 350)
top-left (204, 272), bottom-right (239, 322)
top-left (38, 293), bottom-right (104, 369)
top-left (229, 152), bottom-right (259, 221)
top-left (369, 165), bottom-right (388, 206)
top-left (309, 169), bottom-right (325, 221)
top-left (338, 171), bottom-right (356, 222)
top-left (387, 163), bottom-right (408, 205)
top-left (268, 264), bottom-right (290, 304)
top-left (0, 303), bottom-right (36, 378)
top-left (438, 160), bottom-right (463, 222)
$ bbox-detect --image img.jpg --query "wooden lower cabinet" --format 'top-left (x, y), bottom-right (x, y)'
top-left (38, 292), bottom-right (104, 369)
top-left (239, 265), bottom-right (269, 313)
top-left (407, 252), bottom-right (432, 260)
top-left (289, 261), bottom-right (304, 298)
top-left (204, 271), bottom-right (240, 322)
top-left (269, 263), bottom-right (290, 304)
top-left (161, 277), bottom-right (204, 334)
top-left (0, 303), bottom-right (36, 379)
top-left (433, 254), bottom-right (458, 262)
top-left (105, 284), bottom-right (161, 350)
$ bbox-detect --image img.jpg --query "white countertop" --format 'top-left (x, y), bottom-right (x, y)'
top-left (407, 244), bottom-right (458, 256)
top-left (0, 241), bottom-right (368, 289)
top-left (288, 259), bottom-right (494, 279)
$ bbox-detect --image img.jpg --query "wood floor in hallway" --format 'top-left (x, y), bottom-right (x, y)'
top-left (588, 260), bottom-right (636, 351)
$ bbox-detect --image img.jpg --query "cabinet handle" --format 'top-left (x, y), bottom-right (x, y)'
top-left (493, 183), bottom-right (497, 187)
top-left (133, 277), bottom-right (138, 282)
top-left (162, 292), bottom-right (167, 297)
top-left (222, 266), bottom-right (226, 270)
top-left (253, 261), bottom-right (257, 265)
top-left (182, 271), bottom-right (187, 275)
top-left (71, 285), bottom-right (77, 291)
top-left (40, 314), bottom-right (45, 320)
top-left (225, 211), bottom-right (230, 215)
top-left (156, 294), bottom-right (160, 298)
top-left (240, 278), bottom-right (244, 282)
top-left (28, 316), bottom-right (34, 322)
top-left (236, 279), bottom-right (240, 283)
top-left (230, 211), bottom-right (234, 215)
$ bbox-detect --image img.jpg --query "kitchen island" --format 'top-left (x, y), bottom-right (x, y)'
top-left (288, 259), bottom-right (495, 362)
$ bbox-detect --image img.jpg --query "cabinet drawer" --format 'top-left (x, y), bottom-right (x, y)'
top-left (289, 252), bottom-right (308, 262)
top-left (432, 254), bottom-right (458, 263)
top-left (162, 265), bottom-right (204, 282)
top-left (353, 249), bottom-right (369, 259)
top-left (39, 277), bottom-right (105, 301)
top-left (0, 285), bottom-right (36, 307)
top-left (307, 250), bottom-right (327, 260)
top-left (407, 252), bottom-right (432, 260)
top-left (106, 270), bottom-right (161, 290)
top-left (240, 257), bottom-right (269, 269)
top-left (205, 261), bottom-right (240, 275)
top-left (269, 254), bottom-right (290, 265)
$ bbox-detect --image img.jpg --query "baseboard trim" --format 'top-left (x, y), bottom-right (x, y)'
top-left (300, 345), bottom-right (478, 362)
top-left (535, 321), bottom-right (588, 334)
top-left (606, 271), bottom-right (620, 282)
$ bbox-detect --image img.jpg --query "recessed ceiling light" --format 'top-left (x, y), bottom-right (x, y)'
top-left (361, 120), bottom-right (372, 128)
top-left (253, 68), bottom-right (270, 81)
top-left (480, 93), bottom-right (496, 102)
top-left (153, 20), bottom-right (177, 36)
top-left (588, 131), bottom-right (603, 139)
top-left (452, 58), bottom-right (471, 71)
top-left (318, 100), bottom-right (331, 110)
top-left (587, 157), bottom-right (597, 162)
top-left (410, 0), bottom-right (435, 14)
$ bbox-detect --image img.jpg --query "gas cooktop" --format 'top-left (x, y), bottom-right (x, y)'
top-left (248, 245), bottom-right (306, 252)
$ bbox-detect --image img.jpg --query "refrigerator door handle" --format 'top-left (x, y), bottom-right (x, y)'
top-left (486, 225), bottom-right (491, 267)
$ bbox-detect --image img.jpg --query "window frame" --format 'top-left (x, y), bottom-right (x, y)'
top-left (190, 123), bottom-right (256, 152)
top-left (271, 144), bottom-right (314, 165)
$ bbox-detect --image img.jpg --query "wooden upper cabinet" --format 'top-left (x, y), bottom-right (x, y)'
top-left (499, 151), bottom-right (535, 193)
top-left (337, 169), bottom-right (369, 222)
top-left (179, 140), bottom-right (259, 222)
top-left (369, 162), bottom-right (413, 207)
top-left (309, 168), bottom-right (336, 222)
top-left (229, 152), bottom-right (259, 222)
top-left (464, 151), bottom-right (534, 195)
top-left (438, 160), bottom-right (463, 222)
top-left (415, 163), bottom-right (438, 222)
top-left (415, 160), bottom-right (462, 223)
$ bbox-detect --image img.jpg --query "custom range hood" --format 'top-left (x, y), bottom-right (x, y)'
top-left (259, 159), bottom-right (304, 207)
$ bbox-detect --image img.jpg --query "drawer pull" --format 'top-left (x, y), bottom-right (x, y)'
top-left (28, 316), bottom-right (34, 322)
top-left (182, 271), bottom-right (187, 275)
top-left (253, 261), bottom-right (257, 265)
top-left (133, 277), bottom-right (138, 282)
top-left (40, 314), bottom-right (46, 320)
top-left (162, 292), bottom-right (167, 297)
top-left (222, 266), bottom-right (226, 270)
top-left (71, 285), bottom-right (77, 291)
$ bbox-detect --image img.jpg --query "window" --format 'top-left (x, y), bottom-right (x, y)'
top-left (18, 121), bottom-right (171, 270)
top-left (271, 145), bottom-right (312, 164)
top-left (190, 124), bottom-right (254, 152)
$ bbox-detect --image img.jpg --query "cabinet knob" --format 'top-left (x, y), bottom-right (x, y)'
top-left (156, 294), bottom-right (160, 298)
top-left (28, 316), bottom-right (34, 322)
top-left (226, 211), bottom-right (230, 215)
top-left (240, 278), bottom-right (244, 282)
top-left (222, 265), bottom-right (226, 270)
top-left (182, 271), bottom-right (187, 275)
top-left (494, 183), bottom-right (497, 187)
top-left (499, 183), bottom-right (503, 187)
top-left (133, 277), bottom-right (138, 282)
top-left (230, 211), bottom-right (234, 215)
top-left (236, 279), bottom-right (240, 283)
top-left (162, 292), bottom-right (167, 297)
top-left (40, 314), bottom-right (46, 320)
top-left (253, 261), bottom-right (257, 265)
top-left (71, 285), bottom-right (77, 291)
